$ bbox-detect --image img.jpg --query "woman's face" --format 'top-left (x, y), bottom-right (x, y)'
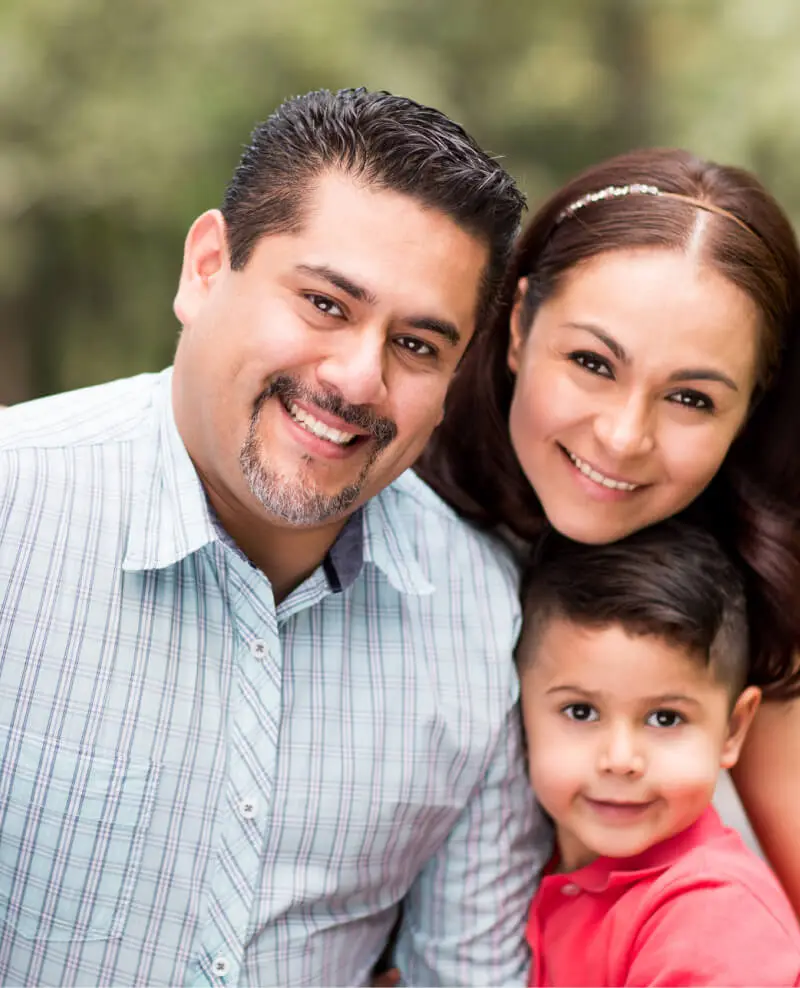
top-left (508, 247), bottom-right (761, 544)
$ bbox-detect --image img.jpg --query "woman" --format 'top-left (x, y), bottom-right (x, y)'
top-left (418, 147), bottom-right (800, 910)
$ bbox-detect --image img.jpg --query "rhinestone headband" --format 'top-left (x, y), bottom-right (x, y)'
top-left (555, 183), bottom-right (755, 236)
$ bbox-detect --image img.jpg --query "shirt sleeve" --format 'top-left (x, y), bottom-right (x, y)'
top-left (624, 882), bottom-right (800, 986)
top-left (393, 704), bottom-right (552, 987)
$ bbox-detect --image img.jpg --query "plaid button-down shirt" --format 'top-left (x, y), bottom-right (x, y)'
top-left (0, 369), bottom-right (548, 987)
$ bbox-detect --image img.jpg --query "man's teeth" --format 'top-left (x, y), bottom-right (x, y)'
top-left (287, 401), bottom-right (358, 446)
top-left (567, 451), bottom-right (639, 491)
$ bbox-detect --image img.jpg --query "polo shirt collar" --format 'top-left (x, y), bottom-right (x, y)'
top-left (557, 807), bottom-right (724, 893)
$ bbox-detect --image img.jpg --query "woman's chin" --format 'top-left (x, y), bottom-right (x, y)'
top-left (542, 505), bottom-right (646, 546)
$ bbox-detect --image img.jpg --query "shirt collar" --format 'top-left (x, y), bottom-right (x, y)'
top-left (359, 477), bottom-right (435, 596)
top-left (554, 806), bottom-right (725, 893)
top-left (123, 368), bottom-right (217, 571)
top-left (123, 371), bottom-right (435, 598)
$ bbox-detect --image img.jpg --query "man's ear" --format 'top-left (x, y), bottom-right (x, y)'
top-left (508, 277), bottom-right (529, 374)
top-left (720, 686), bottom-right (762, 770)
top-left (173, 209), bottom-right (229, 326)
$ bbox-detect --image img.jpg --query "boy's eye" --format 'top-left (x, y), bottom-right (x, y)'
top-left (562, 702), bottom-right (599, 723)
top-left (646, 709), bottom-right (684, 728)
top-left (569, 351), bottom-right (614, 378)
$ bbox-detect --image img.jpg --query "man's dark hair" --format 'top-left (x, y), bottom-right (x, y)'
top-left (221, 87), bottom-right (526, 330)
top-left (519, 520), bottom-right (750, 697)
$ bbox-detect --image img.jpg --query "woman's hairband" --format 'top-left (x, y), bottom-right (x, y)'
top-left (555, 183), bottom-right (755, 236)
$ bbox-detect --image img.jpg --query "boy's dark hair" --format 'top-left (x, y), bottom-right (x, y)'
top-left (519, 520), bottom-right (750, 696)
top-left (221, 87), bottom-right (526, 330)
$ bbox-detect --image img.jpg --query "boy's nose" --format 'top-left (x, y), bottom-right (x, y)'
top-left (597, 724), bottom-right (646, 777)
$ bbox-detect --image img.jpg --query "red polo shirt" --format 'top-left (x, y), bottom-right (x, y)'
top-left (527, 806), bottom-right (800, 986)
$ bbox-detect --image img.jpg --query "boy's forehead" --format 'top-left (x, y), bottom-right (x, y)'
top-left (523, 617), bottom-right (723, 701)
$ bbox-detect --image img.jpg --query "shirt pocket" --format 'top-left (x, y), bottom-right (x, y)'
top-left (0, 727), bottom-right (160, 943)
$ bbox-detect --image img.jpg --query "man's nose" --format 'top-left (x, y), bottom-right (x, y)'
top-left (316, 327), bottom-right (388, 408)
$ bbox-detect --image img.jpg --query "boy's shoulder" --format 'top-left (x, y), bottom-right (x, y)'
top-left (613, 819), bottom-right (800, 985)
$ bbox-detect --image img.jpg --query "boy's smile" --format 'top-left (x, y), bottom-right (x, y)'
top-left (519, 619), bottom-right (759, 872)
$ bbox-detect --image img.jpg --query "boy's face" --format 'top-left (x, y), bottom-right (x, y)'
top-left (519, 618), bottom-right (760, 872)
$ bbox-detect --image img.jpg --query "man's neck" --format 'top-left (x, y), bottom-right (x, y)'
top-left (212, 498), bottom-right (348, 604)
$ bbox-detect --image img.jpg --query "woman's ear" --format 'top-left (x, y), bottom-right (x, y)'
top-left (508, 276), bottom-right (530, 374)
top-left (720, 686), bottom-right (762, 770)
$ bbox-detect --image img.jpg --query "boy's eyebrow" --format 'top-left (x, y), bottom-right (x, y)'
top-left (645, 693), bottom-right (703, 708)
top-left (545, 684), bottom-right (602, 699)
top-left (544, 686), bottom-right (704, 708)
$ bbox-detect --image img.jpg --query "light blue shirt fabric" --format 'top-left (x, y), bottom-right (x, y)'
top-left (0, 369), bottom-right (549, 987)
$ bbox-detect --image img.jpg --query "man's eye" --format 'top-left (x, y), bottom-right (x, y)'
top-left (395, 336), bottom-right (435, 358)
top-left (667, 389), bottom-right (715, 413)
top-left (562, 703), bottom-right (598, 723)
top-left (305, 293), bottom-right (344, 318)
top-left (569, 351), bottom-right (614, 378)
top-left (646, 709), bottom-right (684, 728)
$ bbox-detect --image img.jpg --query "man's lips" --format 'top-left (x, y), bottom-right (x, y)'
top-left (282, 398), bottom-right (369, 449)
top-left (286, 398), bottom-right (371, 439)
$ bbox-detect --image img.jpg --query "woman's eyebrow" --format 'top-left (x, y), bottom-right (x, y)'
top-left (564, 321), bottom-right (739, 391)
top-left (667, 368), bottom-right (739, 391)
top-left (563, 322), bottom-right (629, 363)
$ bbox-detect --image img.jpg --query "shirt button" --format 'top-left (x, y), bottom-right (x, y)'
top-left (561, 882), bottom-right (580, 896)
top-left (239, 798), bottom-right (257, 820)
top-left (250, 639), bottom-right (267, 659)
top-left (212, 955), bottom-right (230, 977)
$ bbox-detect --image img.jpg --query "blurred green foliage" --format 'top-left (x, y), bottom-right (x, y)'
top-left (3, 0), bottom-right (800, 401)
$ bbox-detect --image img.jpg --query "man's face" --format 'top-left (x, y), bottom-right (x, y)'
top-left (172, 171), bottom-right (488, 529)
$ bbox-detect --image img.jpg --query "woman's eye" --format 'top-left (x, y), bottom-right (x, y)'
top-left (570, 351), bottom-right (614, 378)
top-left (305, 293), bottom-right (344, 318)
top-left (396, 336), bottom-right (436, 358)
top-left (667, 389), bottom-right (715, 413)
top-left (646, 709), bottom-right (684, 728)
top-left (562, 703), bottom-right (598, 723)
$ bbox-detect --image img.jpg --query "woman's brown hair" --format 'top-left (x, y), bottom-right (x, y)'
top-left (418, 148), bottom-right (800, 698)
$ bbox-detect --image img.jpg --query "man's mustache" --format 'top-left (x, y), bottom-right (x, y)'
top-left (258, 375), bottom-right (398, 449)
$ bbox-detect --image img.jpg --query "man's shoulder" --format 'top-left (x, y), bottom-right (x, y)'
top-left (385, 469), bottom-right (520, 589)
top-left (0, 372), bottom-right (164, 453)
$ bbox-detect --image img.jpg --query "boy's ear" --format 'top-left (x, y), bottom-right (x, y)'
top-left (720, 686), bottom-right (762, 770)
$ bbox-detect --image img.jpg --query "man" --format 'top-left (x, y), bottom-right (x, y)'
top-left (0, 89), bottom-right (546, 987)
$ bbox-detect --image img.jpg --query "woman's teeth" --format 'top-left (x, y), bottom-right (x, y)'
top-left (567, 451), bottom-right (639, 491)
top-left (286, 401), bottom-right (358, 446)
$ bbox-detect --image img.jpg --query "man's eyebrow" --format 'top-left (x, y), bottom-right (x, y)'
top-left (296, 264), bottom-right (377, 305)
top-left (406, 317), bottom-right (461, 348)
top-left (564, 322), bottom-right (739, 390)
top-left (298, 264), bottom-right (462, 347)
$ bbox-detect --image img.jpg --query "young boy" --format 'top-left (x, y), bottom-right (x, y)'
top-left (517, 520), bottom-right (800, 987)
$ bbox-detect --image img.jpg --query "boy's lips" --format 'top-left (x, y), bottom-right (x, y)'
top-left (582, 796), bottom-right (656, 817)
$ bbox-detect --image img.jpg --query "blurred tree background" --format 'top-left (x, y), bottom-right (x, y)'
top-left (3, 0), bottom-right (800, 402)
